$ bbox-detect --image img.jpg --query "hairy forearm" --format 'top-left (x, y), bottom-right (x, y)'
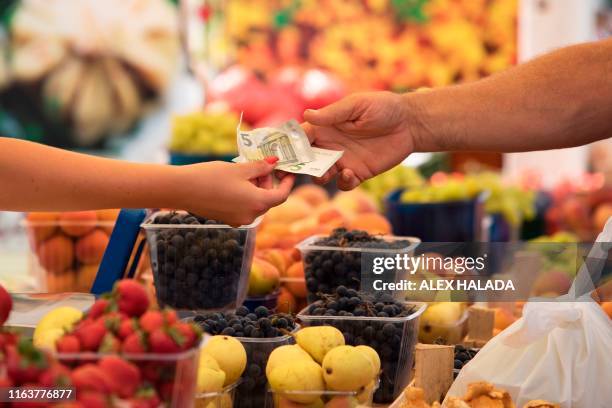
top-left (0, 138), bottom-right (185, 212)
top-left (407, 39), bottom-right (612, 153)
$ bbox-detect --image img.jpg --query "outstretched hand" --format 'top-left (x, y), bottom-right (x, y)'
top-left (302, 91), bottom-right (416, 190)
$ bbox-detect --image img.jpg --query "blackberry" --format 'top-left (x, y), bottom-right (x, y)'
top-left (453, 345), bottom-right (479, 378)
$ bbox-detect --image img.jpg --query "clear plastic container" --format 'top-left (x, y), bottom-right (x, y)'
top-left (195, 381), bottom-right (240, 408)
top-left (23, 211), bottom-right (118, 293)
top-left (297, 302), bottom-right (426, 404)
top-left (418, 308), bottom-right (469, 345)
top-left (141, 211), bottom-right (259, 311)
top-left (296, 234), bottom-right (420, 303)
top-left (56, 346), bottom-right (200, 408)
top-left (266, 381), bottom-right (380, 407)
top-left (234, 329), bottom-right (298, 408)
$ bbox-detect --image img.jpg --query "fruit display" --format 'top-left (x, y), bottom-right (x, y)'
top-left (297, 287), bottom-right (425, 403)
top-left (362, 165), bottom-right (425, 208)
top-left (0, 0), bottom-right (179, 147)
top-left (191, 0), bottom-right (517, 91)
top-left (169, 110), bottom-right (241, 156)
top-left (418, 302), bottom-right (468, 344)
top-left (24, 210), bottom-right (120, 293)
top-left (142, 211), bottom-right (257, 311)
top-left (266, 326), bottom-right (380, 407)
top-left (298, 228), bottom-right (417, 302)
top-left (194, 307), bottom-right (298, 408)
top-left (453, 345), bottom-right (479, 376)
top-left (400, 172), bottom-right (536, 227)
top-left (0, 280), bottom-right (200, 408)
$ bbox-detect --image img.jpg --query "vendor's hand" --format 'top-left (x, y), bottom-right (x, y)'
top-left (178, 159), bottom-right (294, 226)
top-left (303, 91), bottom-right (415, 190)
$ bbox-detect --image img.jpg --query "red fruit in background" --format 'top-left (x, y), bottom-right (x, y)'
top-left (207, 65), bottom-right (273, 124)
top-left (0, 284), bottom-right (13, 325)
top-left (12, 384), bottom-right (51, 408)
top-left (172, 322), bottom-right (199, 350)
top-left (75, 319), bottom-right (106, 351)
top-left (300, 69), bottom-right (346, 110)
top-left (77, 391), bottom-right (108, 408)
top-left (99, 356), bottom-right (141, 398)
top-left (39, 363), bottom-right (71, 387)
top-left (88, 299), bottom-right (110, 320)
top-left (0, 330), bottom-right (18, 350)
top-left (139, 310), bottom-right (164, 333)
top-left (97, 311), bottom-right (127, 333)
top-left (149, 329), bottom-right (181, 354)
top-left (6, 342), bottom-right (49, 385)
top-left (270, 66), bottom-right (304, 97)
top-left (115, 280), bottom-right (149, 317)
top-left (118, 318), bottom-right (138, 340)
top-left (56, 335), bottom-right (81, 353)
top-left (162, 309), bottom-right (178, 325)
top-left (122, 332), bottom-right (147, 354)
top-left (98, 333), bottom-right (121, 353)
top-left (129, 388), bottom-right (161, 408)
top-left (71, 364), bottom-right (111, 393)
top-left (157, 381), bottom-right (175, 403)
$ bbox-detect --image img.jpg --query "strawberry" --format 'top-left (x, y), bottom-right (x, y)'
top-left (56, 335), bottom-right (81, 353)
top-left (77, 391), bottom-right (109, 408)
top-left (118, 318), bottom-right (138, 339)
top-left (97, 312), bottom-right (127, 334)
top-left (6, 340), bottom-right (49, 384)
top-left (87, 298), bottom-right (111, 320)
top-left (99, 356), bottom-right (141, 398)
top-left (149, 328), bottom-right (181, 354)
top-left (71, 364), bottom-right (111, 393)
top-left (0, 330), bottom-right (18, 350)
top-left (122, 331), bottom-right (147, 354)
top-left (129, 387), bottom-right (160, 408)
top-left (0, 284), bottom-right (12, 325)
top-left (157, 381), bottom-right (175, 403)
top-left (114, 280), bottom-right (149, 317)
top-left (98, 333), bottom-right (121, 353)
top-left (139, 310), bottom-right (164, 333)
top-left (75, 319), bottom-right (107, 351)
top-left (172, 322), bottom-right (200, 350)
top-left (39, 363), bottom-right (72, 387)
top-left (0, 375), bottom-right (13, 388)
top-left (12, 384), bottom-right (51, 408)
top-left (162, 309), bottom-right (178, 325)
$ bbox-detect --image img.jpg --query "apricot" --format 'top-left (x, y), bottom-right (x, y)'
top-left (277, 287), bottom-right (298, 313)
top-left (348, 213), bottom-right (392, 235)
top-left (292, 184), bottom-right (329, 207)
top-left (76, 264), bottom-right (99, 292)
top-left (285, 262), bottom-right (307, 298)
top-left (26, 212), bottom-right (60, 245)
top-left (37, 235), bottom-right (74, 273)
top-left (46, 270), bottom-right (76, 293)
top-left (259, 249), bottom-right (287, 276)
top-left (600, 302), bottom-right (612, 319)
top-left (60, 211), bottom-right (98, 237)
top-left (97, 209), bottom-right (120, 234)
top-left (75, 230), bottom-right (109, 264)
top-left (265, 196), bottom-right (312, 224)
top-left (255, 232), bottom-right (279, 250)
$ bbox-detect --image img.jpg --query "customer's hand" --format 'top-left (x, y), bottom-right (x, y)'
top-left (179, 159), bottom-right (294, 226)
top-left (303, 91), bottom-right (415, 190)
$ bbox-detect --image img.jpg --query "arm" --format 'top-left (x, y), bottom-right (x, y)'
top-left (0, 138), bottom-right (293, 225)
top-left (303, 39), bottom-right (612, 190)
top-left (408, 38), bottom-right (612, 153)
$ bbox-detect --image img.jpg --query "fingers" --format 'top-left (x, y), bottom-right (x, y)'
top-left (261, 174), bottom-right (296, 207)
top-left (239, 157), bottom-right (278, 179)
top-left (336, 169), bottom-right (361, 191)
top-left (303, 96), bottom-right (359, 126)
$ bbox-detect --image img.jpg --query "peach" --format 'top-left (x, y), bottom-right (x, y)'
top-left (59, 211), bottom-right (98, 237)
top-left (26, 212), bottom-right (60, 245)
top-left (75, 230), bottom-right (109, 264)
top-left (332, 189), bottom-right (377, 216)
top-left (348, 213), bottom-right (392, 235)
top-left (276, 287), bottom-right (297, 314)
top-left (532, 270), bottom-right (572, 297)
top-left (265, 196), bottom-right (312, 224)
top-left (46, 270), bottom-right (76, 293)
top-left (316, 204), bottom-right (346, 224)
top-left (285, 262), bottom-right (307, 298)
top-left (97, 209), bottom-right (120, 234)
top-left (593, 204), bottom-right (612, 233)
top-left (255, 232), bottom-right (279, 250)
top-left (76, 264), bottom-right (99, 292)
top-left (292, 184), bottom-right (329, 207)
top-left (248, 257), bottom-right (280, 296)
top-left (261, 223), bottom-right (291, 237)
top-left (258, 249), bottom-right (288, 276)
top-left (37, 235), bottom-right (74, 273)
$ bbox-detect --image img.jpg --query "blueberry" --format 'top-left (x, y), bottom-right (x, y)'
top-left (221, 327), bottom-right (235, 336)
top-left (454, 359), bottom-right (464, 369)
top-left (236, 306), bottom-right (250, 317)
top-left (254, 306), bottom-right (269, 318)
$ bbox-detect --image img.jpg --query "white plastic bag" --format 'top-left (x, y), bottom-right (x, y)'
top-left (445, 219), bottom-right (612, 408)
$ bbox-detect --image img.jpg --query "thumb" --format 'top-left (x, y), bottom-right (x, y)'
top-left (239, 157), bottom-right (278, 178)
top-left (303, 97), bottom-right (356, 126)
